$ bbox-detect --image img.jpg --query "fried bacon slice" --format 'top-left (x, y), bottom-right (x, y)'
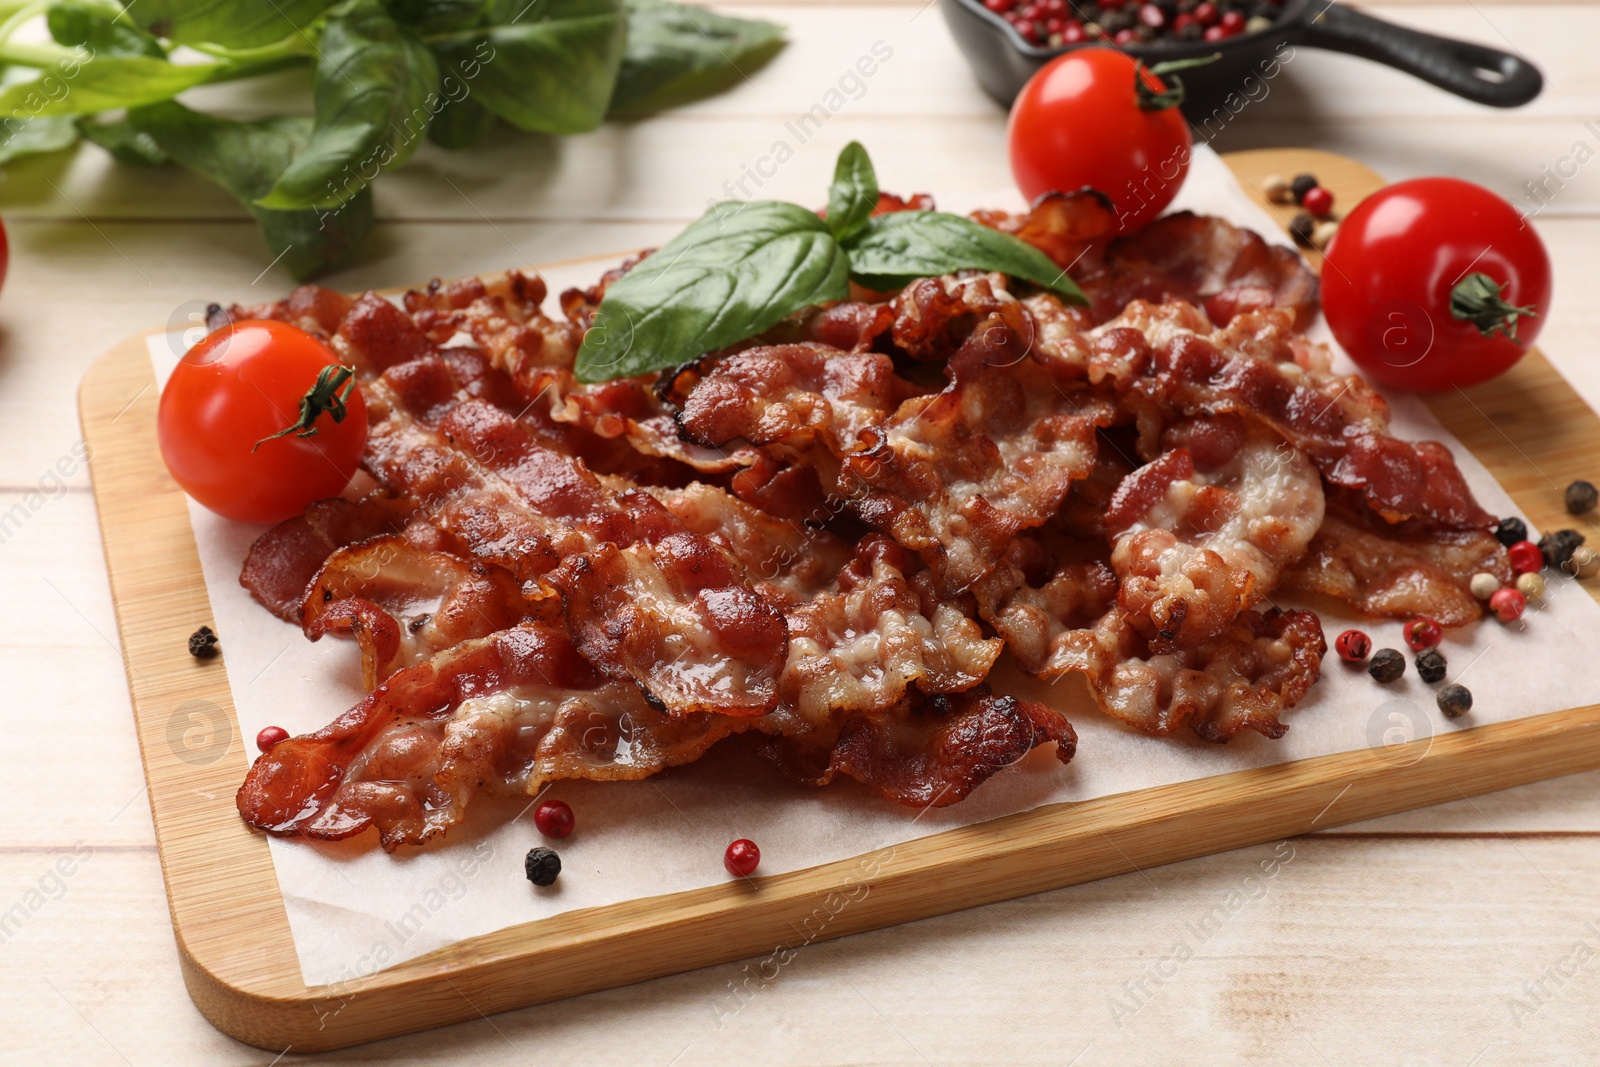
top-left (1027, 299), bottom-right (1495, 535)
top-left (240, 496), bottom-right (416, 623)
top-left (1282, 498), bottom-right (1512, 626)
top-left (974, 531), bottom-right (1324, 741)
top-left (301, 536), bottom-right (552, 690)
top-left (778, 536), bottom-right (1002, 725)
top-left (237, 623), bottom-right (747, 851)
top-left (370, 385), bottom-right (789, 718)
top-left (1143, 307), bottom-right (1494, 532)
top-left (676, 342), bottom-right (907, 460)
top-left (645, 481), bottom-right (852, 606)
top-left (1105, 416), bottom-right (1325, 649)
top-left (842, 314), bottom-right (1115, 593)
top-left (747, 686), bottom-right (1076, 808)
top-left (548, 528), bottom-right (787, 718)
top-left (1079, 212), bottom-right (1319, 331)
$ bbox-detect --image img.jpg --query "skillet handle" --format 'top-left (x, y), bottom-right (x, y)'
top-left (1297, 3), bottom-right (1542, 108)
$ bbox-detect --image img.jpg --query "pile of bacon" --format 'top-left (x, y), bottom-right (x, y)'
top-left (232, 191), bottom-right (1509, 850)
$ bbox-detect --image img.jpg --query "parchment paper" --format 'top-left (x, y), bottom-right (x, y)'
top-left (147, 145), bottom-right (1600, 988)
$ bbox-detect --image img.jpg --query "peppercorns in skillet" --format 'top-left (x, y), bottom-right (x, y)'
top-left (983, 0), bottom-right (1285, 48)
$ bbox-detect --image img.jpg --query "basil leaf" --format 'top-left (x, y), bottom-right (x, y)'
top-left (0, 46), bottom-right (225, 116)
top-left (78, 115), bottom-right (167, 164)
top-left (843, 211), bottom-right (1088, 303)
top-left (50, 1), bottom-right (166, 58)
top-left (825, 141), bottom-right (876, 242)
top-left (575, 201), bottom-right (848, 382)
top-left (0, 116), bottom-right (80, 165)
top-left (383, 0), bottom-right (485, 35)
top-left (426, 93), bottom-right (494, 149)
top-left (256, 0), bottom-right (437, 210)
top-left (429, 0), bottom-right (626, 135)
top-left (130, 101), bottom-right (373, 280)
top-left (124, 0), bottom-right (334, 49)
top-left (607, 0), bottom-right (784, 117)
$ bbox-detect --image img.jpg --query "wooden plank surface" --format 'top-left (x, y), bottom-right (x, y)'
top-left (10, 3), bottom-right (1600, 1063)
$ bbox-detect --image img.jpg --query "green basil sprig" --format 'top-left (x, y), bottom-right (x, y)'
top-left (0, 0), bottom-right (785, 279)
top-left (129, 101), bottom-right (374, 282)
top-left (577, 201), bottom-right (849, 383)
top-left (609, 0), bottom-right (784, 117)
top-left (574, 142), bottom-right (1087, 383)
top-left (430, 0), bottom-right (627, 137)
top-left (257, 0), bottom-right (439, 211)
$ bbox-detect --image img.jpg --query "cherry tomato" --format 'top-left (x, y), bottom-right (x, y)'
top-left (0, 217), bottom-right (9, 296)
top-left (1007, 48), bottom-right (1193, 234)
top-left (1322, 178), bottom-right (1551, 392)
top-left (158, 320), bottom-right (367, 525)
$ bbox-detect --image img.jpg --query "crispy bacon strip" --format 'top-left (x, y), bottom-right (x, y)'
top-left (1282, 499), bottom-right (1512, 626)
top-left (1079, 212), bottom-right (1319, 331)
top-left (1106, 416), bottom-right (1325, 648)
top-left (842, 316), bottom-right (1114, 593)
top-left (778, 536), bottom-right (1001, 726)
top-left (240, 496), bottom-right (416, 623)
top-left (237, 623), bottom-right (747, 850)
top-left (302, 537), bottom-right (550, 689)
top-left (747, 686), bottom-right (1076, 807)
top-left (548, 526), bottom-right (787, 718)
top-left (676, 342), bottom-right (907, 459)
top-left (1132, 306), bottom-right (1494, 531)
top-left (975, 533), bottom-right (1324, 741)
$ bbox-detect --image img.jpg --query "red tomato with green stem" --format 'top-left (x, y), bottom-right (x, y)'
top-left (158, 320), bottom-right (367, 524)
top-left (1007, 48), bottom-right (1204, 233)
top-left (1321, 177), bottom-right (1551, 392)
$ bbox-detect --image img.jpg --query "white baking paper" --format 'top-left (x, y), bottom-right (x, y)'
top-left (146, 145), bottom-right (1600, 988)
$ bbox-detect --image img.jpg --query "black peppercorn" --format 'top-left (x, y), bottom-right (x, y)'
top-left (1289, 212), bottom-right (1316, 249)
top-left (1437, 683), bottom-right (1473, 720)
top-left (1539, 528), bottom-right (1585, 570)
top-left (1368, 648), bottom-right (1405, 683)
top-left (1290, 174), bottom-right (1320, 204)
top-left (1494, 516), bottom-right (1527, 548)
top-left (524, 846), bottom-right (561, 887)
top-left (188, 625), bottom-right (219, 659)
top-left (1566, 480), bottom-right (1598, 516)
top-left (1415, 647), bottom-right (1447, 684)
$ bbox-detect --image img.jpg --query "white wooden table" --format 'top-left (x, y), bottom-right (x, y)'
top-left (6, 2), bottom-right (1600, 1062)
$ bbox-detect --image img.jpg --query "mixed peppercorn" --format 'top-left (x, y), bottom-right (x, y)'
top-left (982, 0), bottom-right (1284, 47)
top-left (1265, 171), bottom-right (1340, 251)
top-left (188, 624), bottom-right (219, 659)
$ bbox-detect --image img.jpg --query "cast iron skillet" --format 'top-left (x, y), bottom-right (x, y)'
top-left (940, 0), bottom-right (1542, 119)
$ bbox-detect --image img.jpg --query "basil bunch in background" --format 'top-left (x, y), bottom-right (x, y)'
top-left (575, 142), bottom-right (1086, 383)
top-left (0, 0), bottom-right (785, 278)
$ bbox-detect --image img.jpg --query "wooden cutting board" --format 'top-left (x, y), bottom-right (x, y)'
top-left (78, 149), bottom-right (1600, 1052)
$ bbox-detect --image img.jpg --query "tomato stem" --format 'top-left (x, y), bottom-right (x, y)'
top-left (254, 363), bottom-right (358, 451)
top-left (1134, 53), bottom-right (1222, 112)
top-left (1450, 272), bottom-right (1538, 343)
